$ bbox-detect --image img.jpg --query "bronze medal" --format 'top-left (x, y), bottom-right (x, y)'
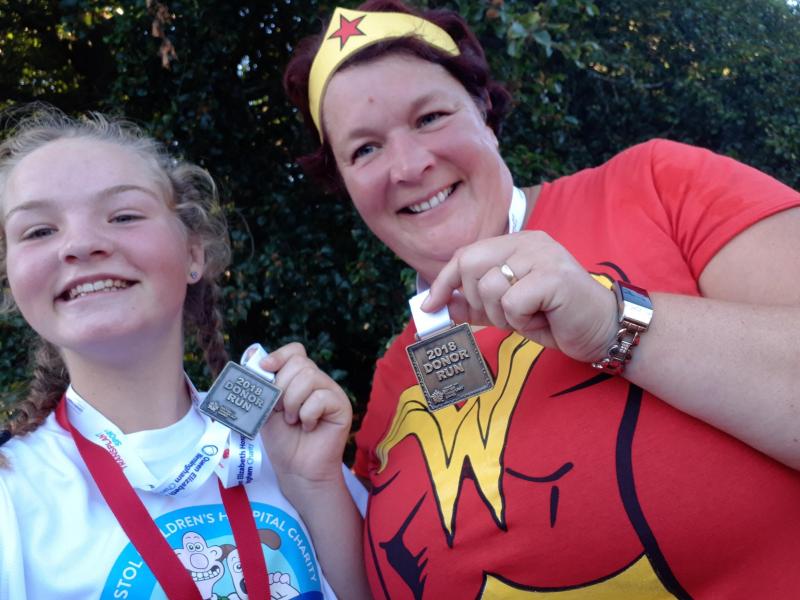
top-left (199, 362), bottom-right (282, 439)
top-left (406, 322), bottom-right (494, 411)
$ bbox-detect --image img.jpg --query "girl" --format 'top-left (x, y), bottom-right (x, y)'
top-left (0, 106), bottom-right (369, 599)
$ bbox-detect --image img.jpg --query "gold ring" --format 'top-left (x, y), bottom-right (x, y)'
top-left (500, 263), bottom-right (517, 285)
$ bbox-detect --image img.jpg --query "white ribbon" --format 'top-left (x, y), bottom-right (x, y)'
top-left (508, 186), bottom-right (527, 234)
top-left (409, 291), bottom-right (451, 338)
top-left (240, 343), bottom-right (276, 383)
top-left (65, 352), bottom-right (274, 494)
top-left (213, 344), bottom-right (275, 488)
top-left (410, 186), bottom-right (527, 335)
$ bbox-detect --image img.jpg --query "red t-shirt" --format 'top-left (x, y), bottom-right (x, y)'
top-left (355, 140), bottom-right (800, 599)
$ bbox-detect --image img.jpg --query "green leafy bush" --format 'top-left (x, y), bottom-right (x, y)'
top-left (1, 0), bottom-right (798, 430)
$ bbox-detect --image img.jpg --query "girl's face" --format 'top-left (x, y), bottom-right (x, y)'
top-left (2, 137), bottom-right (204, 363)
top-left (323, 53), bottom-right (513, 282)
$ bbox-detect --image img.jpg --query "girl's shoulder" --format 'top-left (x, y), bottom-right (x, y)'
top-left (0, 413), bottom-right (78, 486)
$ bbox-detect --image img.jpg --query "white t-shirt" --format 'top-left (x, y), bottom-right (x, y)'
top-left (0, 402), bottom-right (367, 600)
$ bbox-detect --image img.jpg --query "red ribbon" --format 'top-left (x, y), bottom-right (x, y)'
top-left (56, 398), bottom-right (270, 598)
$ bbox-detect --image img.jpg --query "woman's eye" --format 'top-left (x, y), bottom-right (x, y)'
top-left (352, 144), bottom-right (376, 161)
top-left (418, 112), bottom-right (445, 127)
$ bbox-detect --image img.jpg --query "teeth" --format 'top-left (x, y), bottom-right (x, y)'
top-left (408, 185), bottom-right (455, 213)
top-left (191, 565), bottom-right (220, 581)
top-left (68, 279), bottom-right (129, 300)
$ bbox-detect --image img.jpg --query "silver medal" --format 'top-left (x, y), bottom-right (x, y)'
top-left (199, 362), bottom-right (281, 439)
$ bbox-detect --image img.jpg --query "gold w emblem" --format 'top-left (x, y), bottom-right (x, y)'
top-left (376, 332), bottom-right (543, 538)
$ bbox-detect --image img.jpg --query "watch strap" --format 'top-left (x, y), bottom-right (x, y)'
top-left (592, 281), bottom-right (652, 375)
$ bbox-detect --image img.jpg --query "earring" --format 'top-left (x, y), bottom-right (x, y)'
top-left (190, 271), bottom-right (199, 280)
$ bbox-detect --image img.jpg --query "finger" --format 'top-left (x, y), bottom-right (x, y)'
top-left (478, 267), bottom-right (512, 329)
top-left (441, 290), bottom-right (472, 324)
top-left (506, 308), bottom-right (550, 336)
top-left (500, 270), bottom-right (559, 346)
top-left (297, 388), bottom-right (351, 432)
top-left (501, 272), bottom-right (548, 328)
top-left (455, 256), bottom-right (489, 315)
top-left (422, 253), bottom-right (465, 312)
top-left (258, 341), bottom-right (307, 373)
top-left (269, 351), bottom-right (314, 390)
top-left (276, 359), bottom-right (348, 428)
top-left (425, 238), bottom-right (517, 312)
top-left (274, 360), bottom-right (324, 424)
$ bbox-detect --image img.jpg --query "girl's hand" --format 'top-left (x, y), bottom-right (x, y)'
top-left (422, 231), bottom-right (618, 363)
top-left (257, 343), bottom-right (351, 494)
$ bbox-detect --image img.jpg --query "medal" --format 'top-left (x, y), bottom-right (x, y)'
top-left (199, 344), bottom-right (282, 439)
top-left (406, 292), bottom-right (494, 410)
top-left (405, 186), bottom-right (525, 409)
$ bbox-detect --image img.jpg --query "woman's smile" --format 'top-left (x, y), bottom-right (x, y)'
top-left (323, 53), bottom-right (513, 280)
top-left (404, 183), bottom-right (458, 214)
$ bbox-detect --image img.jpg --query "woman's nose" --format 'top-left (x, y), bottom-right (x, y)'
top-left (388, 132), bottom-right (435, 184)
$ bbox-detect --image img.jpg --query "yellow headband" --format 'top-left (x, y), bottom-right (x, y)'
top-left (307, 6), bottom-right (460, 141)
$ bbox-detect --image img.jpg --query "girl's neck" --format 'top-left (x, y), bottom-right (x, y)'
top-left (64, 343), bottom-right (192, 434)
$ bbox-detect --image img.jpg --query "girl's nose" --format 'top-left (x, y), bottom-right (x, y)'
top-left (388, 131), bottom-right (435, 185)
top-left (58, 225), bottom-right (113, 263)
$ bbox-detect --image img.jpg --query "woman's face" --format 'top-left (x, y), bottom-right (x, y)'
top-left (323, 53), bottom-right (513, 282)
top-left (2, 137), bottom-right (204, 364)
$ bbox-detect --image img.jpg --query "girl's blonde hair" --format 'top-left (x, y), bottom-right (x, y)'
top-left (0, 104), bottom-right (231, 455)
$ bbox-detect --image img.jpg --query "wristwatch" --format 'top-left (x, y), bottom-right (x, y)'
top-left (592, 280), bottom-right (653, 375)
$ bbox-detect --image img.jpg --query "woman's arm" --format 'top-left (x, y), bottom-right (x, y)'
top-left (625, 207), bottom-right (800, 469)
top-left (424, 207), bottom-right (800, 470)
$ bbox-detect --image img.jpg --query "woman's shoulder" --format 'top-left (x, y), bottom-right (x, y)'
top-left (547, 138), bottom-right (708, 184)
top-left (609, 138), bottom-right (709, 164)
top-left (538, 138), bottom-right (722, 205)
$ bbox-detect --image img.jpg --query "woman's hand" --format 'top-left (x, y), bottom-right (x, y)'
top-left (257, 343), bottom-right (351, 495)
top-left (423, 230), bottom-right (618, 363)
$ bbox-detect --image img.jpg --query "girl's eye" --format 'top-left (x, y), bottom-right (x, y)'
top-left (22, 227), bottom-right (55, 240)
top-left (110, 214), bottom-right (142, 224)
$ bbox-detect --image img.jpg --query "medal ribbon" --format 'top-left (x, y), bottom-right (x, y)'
top-left (55, 399), bottom-right (270, 599)
top-left (64, 380), bottom-right (262, 494)
top-left (410, 186), bottom-right (528, 334)
top-left (508, 186), bottom-right (527, 234)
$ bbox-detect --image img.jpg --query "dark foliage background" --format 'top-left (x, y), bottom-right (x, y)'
top-left (2, 0), bottom-right (798, 447)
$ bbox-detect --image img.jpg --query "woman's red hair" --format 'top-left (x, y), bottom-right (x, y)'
top-left (283, 0), bottom-right (511, 193)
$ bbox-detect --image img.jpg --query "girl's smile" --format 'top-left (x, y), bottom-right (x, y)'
top-left (62, 278), bottom-right (131, 301)
top-left (3, 137), bottom-right (204, 364)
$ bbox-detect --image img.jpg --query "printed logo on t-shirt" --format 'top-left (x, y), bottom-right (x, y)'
top-left (101, 502), bottom-right (323, 599)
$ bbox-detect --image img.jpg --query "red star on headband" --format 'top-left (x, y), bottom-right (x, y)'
top-left (328, 14), bottom-right (366, 49)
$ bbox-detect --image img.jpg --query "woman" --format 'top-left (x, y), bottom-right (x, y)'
top-left (0, 106), bottom-right (369, 599)
top-left (284, 1), bottom-right (800, 598)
